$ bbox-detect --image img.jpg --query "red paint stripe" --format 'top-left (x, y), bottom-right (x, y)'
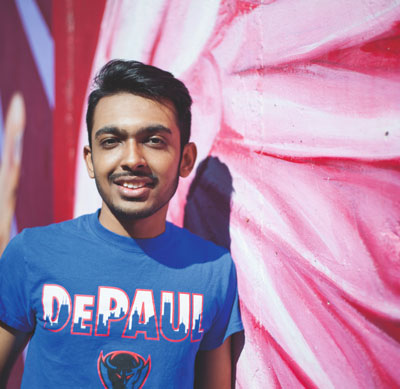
top-left (241, 303), bottom-right (319, 388)
top-left (53, 0), bottom-right (106, 222)
top-left (147, 2), bottom-right (171, 65)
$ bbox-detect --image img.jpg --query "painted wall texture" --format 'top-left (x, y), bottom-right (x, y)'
top-left (1, 0), bottom-right (400, 388)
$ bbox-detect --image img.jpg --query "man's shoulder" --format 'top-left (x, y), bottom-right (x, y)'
top-left (169, 222), bottom-right (227, 250)
top-left (13, 212), bottom-right (94, 247)
top-left (166, 222), bottom-right (233, 267)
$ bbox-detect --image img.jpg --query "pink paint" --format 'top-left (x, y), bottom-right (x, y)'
top-left (73, 1), bottom-right (400, 387)
top-left (325, 21), bottom-right (400, 76)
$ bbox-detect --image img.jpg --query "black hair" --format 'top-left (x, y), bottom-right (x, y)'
top-left (86, 59), bottom-right (192, 149)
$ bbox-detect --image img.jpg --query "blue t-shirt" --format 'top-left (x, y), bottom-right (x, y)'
top-left (0, 211), bottom-right (242, 388)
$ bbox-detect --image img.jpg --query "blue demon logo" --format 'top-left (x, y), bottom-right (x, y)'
top-left (98, 350), bottom-right (151, 388)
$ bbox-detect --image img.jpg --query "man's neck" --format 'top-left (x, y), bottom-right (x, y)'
top-left (98, 205), bottom-right (168, 239)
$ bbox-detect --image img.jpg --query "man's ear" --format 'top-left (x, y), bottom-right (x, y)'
top-left (179, 142), bottom-right (197, 178)
top-left (83, 146), bottom-right (95, 179)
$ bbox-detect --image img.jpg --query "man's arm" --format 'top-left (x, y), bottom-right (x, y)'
top-left (0, 321), bottom-right (30, 387)
top-left (194, 336), bottom-right (232, 389)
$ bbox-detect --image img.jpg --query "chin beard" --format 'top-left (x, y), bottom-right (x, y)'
top-left (107, 203), bottom-right (163, 221)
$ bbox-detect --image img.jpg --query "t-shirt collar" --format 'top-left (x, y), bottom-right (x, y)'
top-left (88, 209), bottom-right (172, 253)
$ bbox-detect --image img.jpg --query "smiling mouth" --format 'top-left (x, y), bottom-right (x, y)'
top-left (121, 182), bottom-right (148, 189)
top-left (112, 175), bottom-right (157, 194)
top-left (114, 180), bottom-right (156, 192)
top-left (112, 179), bottom-right (155, 201)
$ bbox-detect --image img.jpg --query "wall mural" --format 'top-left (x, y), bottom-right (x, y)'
top-left (0, 0), bottom-right (54, 248)
top-left (2, 0), bottom-right (400, 388)
top-left (0, 0), bottom-right (53, 387)
top-left (73, 1), bottom-right (400, 387)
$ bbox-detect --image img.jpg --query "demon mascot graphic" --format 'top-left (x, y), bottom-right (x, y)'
top-left (98, 350), bottom-right (151, 388)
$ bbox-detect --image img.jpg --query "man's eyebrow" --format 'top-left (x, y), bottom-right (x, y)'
top-left (94, 126), bottom-right (125, 139)
top-left (94, 125), bottom-right (172, 140)
top-left (136, 125), bottom-right (172, 136)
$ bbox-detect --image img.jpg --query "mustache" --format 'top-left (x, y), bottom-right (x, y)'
top-left (109, 171), bottom-right (159, 184)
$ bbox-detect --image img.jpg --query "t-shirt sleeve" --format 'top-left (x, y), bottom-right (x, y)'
top-left (199, 255), bottom-right (243, 350)
top-left (0, 231), bottom-right (35, 332)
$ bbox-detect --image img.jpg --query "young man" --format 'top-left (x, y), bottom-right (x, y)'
top-left (0, 60), bottom-right (243, 388)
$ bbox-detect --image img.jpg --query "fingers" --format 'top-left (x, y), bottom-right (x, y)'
top-left (0, 93), bottom-right (26, 256)
top-left (2, 93), bottom-right (26, 178)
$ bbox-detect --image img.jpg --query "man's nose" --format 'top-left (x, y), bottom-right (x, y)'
top-left (121, 139), bottom-right (146, 169)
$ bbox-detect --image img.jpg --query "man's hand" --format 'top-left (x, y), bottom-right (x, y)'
top-left (195, 336), bottom-right (232, 389)
top-left (0, 93), bottom-right (25, 256)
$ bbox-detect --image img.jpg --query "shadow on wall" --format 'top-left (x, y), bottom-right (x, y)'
top-left (184, 156), bottom-right (233, 251)
top-left (183, 156), bottom-right (244, 385)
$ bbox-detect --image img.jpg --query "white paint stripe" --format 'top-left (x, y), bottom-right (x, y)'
top-left (110, 0), bottom-right (166, 61)
top-left (300, 0), bottom-right (400, 54)
top-left (167, 0), bottom-right (221, 76)
top-left (14, 0), bottom-right (54, 107)
top-left (231, 226), bottom-right (335, 388)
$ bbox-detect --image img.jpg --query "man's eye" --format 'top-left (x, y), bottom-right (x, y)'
top-left (101, 138), bottom-right (119, 147)
top-left (147, 137), bottom-right (165, 146)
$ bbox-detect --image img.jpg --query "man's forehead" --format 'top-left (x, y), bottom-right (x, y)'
top-left (95, 93), bottom-right (176, 114)
top-left (90, 93), bottom-right (181, 147)
top-left (93, 93), bottom-right (178, 126)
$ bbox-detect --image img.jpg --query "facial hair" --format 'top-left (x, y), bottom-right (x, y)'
top-left (93, 168), bottom-right (180, 222)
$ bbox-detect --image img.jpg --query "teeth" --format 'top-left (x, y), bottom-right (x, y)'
top-left (122, 182), bottom-right (144, 189)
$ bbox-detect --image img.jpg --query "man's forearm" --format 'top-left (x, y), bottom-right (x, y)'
top-left (0, 321), bottom-right (29, 386)
top-left (194, 336), bottom-right (232, 389)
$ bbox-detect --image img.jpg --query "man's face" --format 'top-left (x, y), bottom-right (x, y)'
top-left (84, 93), bottom-right (194, 223)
